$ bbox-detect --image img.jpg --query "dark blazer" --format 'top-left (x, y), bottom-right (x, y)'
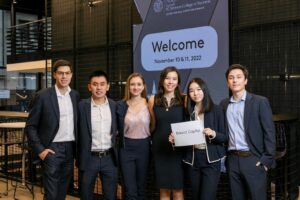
top-left (220, 92), bottom-right (276, 168)
top-left (26, 87), bottom-right (80, 157)
top-left (116, 100), bottom-right (129, 148)
top-left (183, 105), bottom-right (227, 165)
top-left (77, 98), bottom-right (118, 170)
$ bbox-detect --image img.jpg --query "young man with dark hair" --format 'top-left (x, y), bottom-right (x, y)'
top-left (26, 59), bottom-right (80, 200)
top-left (78, 70), bottom-right (118, 200)
top-left (220, 64), bottom-right (276, 200)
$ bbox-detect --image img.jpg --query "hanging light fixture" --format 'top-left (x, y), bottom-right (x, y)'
top-left (87, 0), bottom-right (103, 7)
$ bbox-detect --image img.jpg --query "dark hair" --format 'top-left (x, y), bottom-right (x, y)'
top-left (88, 70), bottom-right (109, 83)
top-left (225, 64), bottom-right (249, 80)
top-left (186, 78), bottom-right (214, 115)
top-left (53, 59), bottom-right (72, 73)
top-left (155, 66), bottom-right (183, 105)
top-left (124, 73), bottom-right (147, 101)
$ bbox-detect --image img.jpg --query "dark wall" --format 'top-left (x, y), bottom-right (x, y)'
top-left (231, 0), bottom-right (300, 117)
top-left (50, 0), bottom-right (133, 100)
top-left (49, 0), bottom-right (300, 117)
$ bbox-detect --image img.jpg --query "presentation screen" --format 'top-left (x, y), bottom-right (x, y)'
top-left (133, 0), bottom-right (229, 103)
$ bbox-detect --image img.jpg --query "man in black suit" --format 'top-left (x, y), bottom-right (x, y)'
top-left (220, 64), bottom-right (276, 200)
top-left (78, 70), bottom-right (118, 200)
top-left (26, 59), bottom-right (80, 200)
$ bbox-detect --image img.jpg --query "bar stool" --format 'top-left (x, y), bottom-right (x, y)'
top-left (9, 122), bottom-right (35, 200)
top-left (0, 122), bottom-right (26, 197)
top-left (269, 122), bottom-right (287, 200)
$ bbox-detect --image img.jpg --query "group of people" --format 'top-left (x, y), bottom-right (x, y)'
top-left (25, 59), bottom-right (276, 200)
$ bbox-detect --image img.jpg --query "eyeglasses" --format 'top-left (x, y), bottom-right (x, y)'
top-left (55, 71), bottom-right (72, 76)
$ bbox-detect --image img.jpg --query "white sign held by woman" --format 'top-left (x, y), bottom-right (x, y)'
top-left (171, 121), bottom-right (205, 146)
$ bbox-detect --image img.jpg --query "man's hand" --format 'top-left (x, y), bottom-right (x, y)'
top-left (256, 161), bottom-right (268, 171)
top-left (39, 149), bottom-right (55, 160)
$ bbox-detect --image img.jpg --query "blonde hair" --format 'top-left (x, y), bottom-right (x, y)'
top-left (124, 73), bottom-right (148, 101)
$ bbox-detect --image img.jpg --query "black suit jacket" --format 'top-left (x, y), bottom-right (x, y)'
top-left (26, 87), bottom-right (80, 157)
top-left (77, 98), bottom-right (118, 171)
top-left (183, 105), bottom-right (227, 165)
top-left (220, 92), bottom-right (276, 168)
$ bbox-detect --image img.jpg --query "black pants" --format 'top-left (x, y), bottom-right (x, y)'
top-left (227, 154), bottom-right (268, 200)
top-left (80, 154), bottom-right (118, 200)
top-left (119, 137), bottom-right (150, 200)
top-left (188, 149), bottom-right (221, 200)
top-left (42, 142), bottom-right (74, 200)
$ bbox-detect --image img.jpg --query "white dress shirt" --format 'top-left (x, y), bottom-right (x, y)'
top-left (53, 85), bottom-right (75, 142)
top-left (91, 97), bottom-right (112, 151)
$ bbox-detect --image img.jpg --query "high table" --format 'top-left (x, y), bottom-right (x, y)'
top-left (0, 111), bottom-right (28, 119)
top-left (0, 122), bottom-right (33, 199)
top-left (0, 111), bottom-right (28, 124)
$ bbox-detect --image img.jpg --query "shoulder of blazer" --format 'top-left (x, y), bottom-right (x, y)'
top-left (108, 98), bottom-right (116, 107)
top-left (204, 106), bottom-right (218, 122)
top-left (116, 100), bottom-right (128, 114)
top-left (246, 92), bottom-right (268, 102)
top-left (219, 98), bottom-right (230, 109)
top-left (36, 87), bottom-right (55, 97)
top-left (246, 92), bottom-right (253, 101)
top-left (78, 98), bottom-right (91, 107)
top-left (70, 89), bottom-right (80, 99)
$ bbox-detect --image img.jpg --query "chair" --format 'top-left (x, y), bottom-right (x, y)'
top-left (269, 122), bottom-right (288, 200)
top-left (274, 122), bottom-right (287, 159)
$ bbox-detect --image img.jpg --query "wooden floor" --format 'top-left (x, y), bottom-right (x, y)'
top-left (0, 179), bottom-right (299, 199)
top-left (0, 179), bottom-right (79, 200)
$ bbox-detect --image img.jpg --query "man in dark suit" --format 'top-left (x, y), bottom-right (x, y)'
top-left (220, 64), bottom-right (276, 200)
top-left (78, 70), bottom-right (118, 200)
top-left (26, 59), bottom-right (80, 200)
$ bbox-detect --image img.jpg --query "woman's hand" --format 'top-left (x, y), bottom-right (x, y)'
top-left (203, 128), bottom-right (216, 139)
top-left (168, 132), bottom-right (175, 144)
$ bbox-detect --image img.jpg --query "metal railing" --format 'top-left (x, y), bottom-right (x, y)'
top-left (6, 18), bottom-right (51, 59)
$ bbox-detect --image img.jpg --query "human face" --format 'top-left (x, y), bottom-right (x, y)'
top-left (227, 69), bottom-right (248, 94)
top-left (88, 76), bottom-right (110, 100)
top-left (53, 66), bottom-right (73, 89)
top-left (188, 82), bottom-right (204, 104)
top-left (163, 71), bottom-right (178, 93)
top-left (129, 76), bottom-right (144, 98)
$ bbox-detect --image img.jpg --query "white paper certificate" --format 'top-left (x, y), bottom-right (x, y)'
top-left (171, 121), bottom-right (205, 147)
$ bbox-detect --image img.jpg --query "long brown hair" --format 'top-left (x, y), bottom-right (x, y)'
top-left (123, 73), bottom-right (147, 101)
top-left (155, 66), bottom-right (183, 105)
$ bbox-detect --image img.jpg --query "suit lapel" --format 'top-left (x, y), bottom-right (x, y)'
top-left (50, 87), bottom-right (59, 121)
top-left (108, 98), bottom-right (115, 135)
top-left (85, 99), bottom-right (92, 136)
top-left (244, 93), bottom-right (252, 132)
top-left (223, 99), bottom-right (230, 123)
top-left (70, 90), bottom-right (77, 124)
top-left (223, 99), bottom-right (230, 111)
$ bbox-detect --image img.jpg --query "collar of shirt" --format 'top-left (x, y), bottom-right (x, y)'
top-left (229, 90), bottom-right (247, 103)
top-left (55, 84), bottom-right (71, 97)
top-left (91, 96), bottom-right (109, 107)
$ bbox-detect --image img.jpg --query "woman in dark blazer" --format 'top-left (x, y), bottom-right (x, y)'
top-left (170, 77), bottom-right (227, 200)
top-left (116, 73), bottom-right (151, 200)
